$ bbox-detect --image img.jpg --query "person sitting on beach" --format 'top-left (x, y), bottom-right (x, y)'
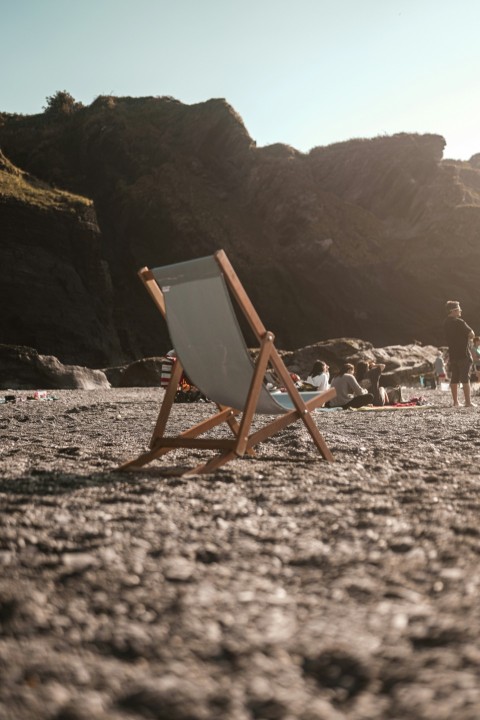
top-left (433, 352), bottom-right (448, 384)
top-left (305, 360), bottom-right (330, 392)
top-left (356, 360), bottom-right (388, 406)
top-left (470, 337), bottom-right (480, 382)
top-left (433, 350), bottom-right (447, 386)
top-left (327, 363), bottom-right (374, 410)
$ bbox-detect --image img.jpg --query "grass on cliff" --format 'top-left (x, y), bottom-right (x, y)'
top-left (0, 160), bottom-right (93, 215)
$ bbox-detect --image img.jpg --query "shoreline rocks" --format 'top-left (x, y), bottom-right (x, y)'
top-left (0, 338), bottom-right (440, 391)
top-left (0, 344), bottom-right (110, 390)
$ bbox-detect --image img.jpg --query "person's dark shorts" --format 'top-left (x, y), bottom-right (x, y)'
top-left (450, 359), bottom-right (472, 384)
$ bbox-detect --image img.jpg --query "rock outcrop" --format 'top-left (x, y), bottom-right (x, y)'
top-left (0, 337), bottom-right (439, 390)
top-left (0, 344), bottom-right (110, 389)
top-left (0, 150), bottom-right (124, 367)
top-left (1, 96), bottom-right (480, 366)
top-left (281, 338), bottom-right (438, 387)
top-left (108, 357), bottom-right (166, 388)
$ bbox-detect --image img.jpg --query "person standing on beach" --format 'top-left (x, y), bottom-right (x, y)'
top-left (444, 300), bottom-right (475, 407)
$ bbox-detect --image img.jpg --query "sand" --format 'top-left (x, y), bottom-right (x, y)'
top-left (1, 386), bottom-right (480, 719)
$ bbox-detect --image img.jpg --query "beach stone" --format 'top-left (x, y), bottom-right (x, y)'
top-left (163, 557), bottom-right (196, 582)
top-left (117, 675), bottom-right (211, 719)
top-left (302, 648), bottom-right (372, 702)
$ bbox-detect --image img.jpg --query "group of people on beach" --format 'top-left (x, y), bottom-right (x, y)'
top-left (303, 358), bottom-right (390, 410)
top-left (300, 300), bottom-right (479, 411)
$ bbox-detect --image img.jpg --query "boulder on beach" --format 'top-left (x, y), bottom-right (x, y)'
top-left (0, 344), bottom-right (110, 390)
top-left (103, 357), bottom-right (168, 387)
top-left (281, 338), bottom-right (438, 386)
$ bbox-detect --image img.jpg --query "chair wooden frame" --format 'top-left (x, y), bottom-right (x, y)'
top-left (119, 250), bottom-right (335, 475)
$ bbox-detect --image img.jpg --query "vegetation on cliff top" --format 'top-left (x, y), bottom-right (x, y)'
top-left (0, 149), bottom-right (93, 215)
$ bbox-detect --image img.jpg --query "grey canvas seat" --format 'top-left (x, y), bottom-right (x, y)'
top-left (119, 250), bottom-right (336, 475)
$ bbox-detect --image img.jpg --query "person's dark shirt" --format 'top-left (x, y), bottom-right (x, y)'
top-left (366, 365), bottom-right (383, 405)
top-left (444, 316), bottom-right (473, 360)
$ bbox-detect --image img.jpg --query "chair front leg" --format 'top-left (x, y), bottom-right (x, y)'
top-left (235, 332), bottom-right (274, 456)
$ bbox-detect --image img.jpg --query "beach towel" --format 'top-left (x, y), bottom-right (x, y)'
top-left (355, 402), bottom-right (434, 412)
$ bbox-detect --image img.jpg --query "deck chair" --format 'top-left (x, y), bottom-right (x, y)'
top-left (119, 250), bottom-right (336, 475)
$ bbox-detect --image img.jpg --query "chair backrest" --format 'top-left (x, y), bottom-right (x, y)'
top-left (151, 255), bottom-right (286, 414)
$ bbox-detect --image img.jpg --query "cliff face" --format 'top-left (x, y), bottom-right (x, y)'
top-left (1, 97), bottom-right (479, 364)
top-left (308, 134), bottom-right (480, 341)
top-left (0, 151), bottom-right (123, 366)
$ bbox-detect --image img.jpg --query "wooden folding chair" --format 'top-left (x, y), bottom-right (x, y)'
top-left (119, 250), bottom-right (335, 475)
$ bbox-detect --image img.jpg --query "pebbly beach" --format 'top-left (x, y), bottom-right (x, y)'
top-left (1, 386), bottom-right (480, 719)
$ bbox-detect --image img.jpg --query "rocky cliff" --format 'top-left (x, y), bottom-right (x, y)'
top-left (0, 150), bottom-right (123, 366)
top-left (1, 95), bottom-right (479, 365)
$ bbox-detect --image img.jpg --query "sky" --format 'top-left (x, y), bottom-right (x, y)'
top-left (1, 0), bottom-right (480, 160)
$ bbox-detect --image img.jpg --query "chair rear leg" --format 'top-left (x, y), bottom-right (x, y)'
top-left (300, 412), bottom-right (334, 462)
top-left (149, 359), bottom-right (184, 448)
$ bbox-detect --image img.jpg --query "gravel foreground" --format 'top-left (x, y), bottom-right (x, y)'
top-left (1, 387), bottom-right (480, 720)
